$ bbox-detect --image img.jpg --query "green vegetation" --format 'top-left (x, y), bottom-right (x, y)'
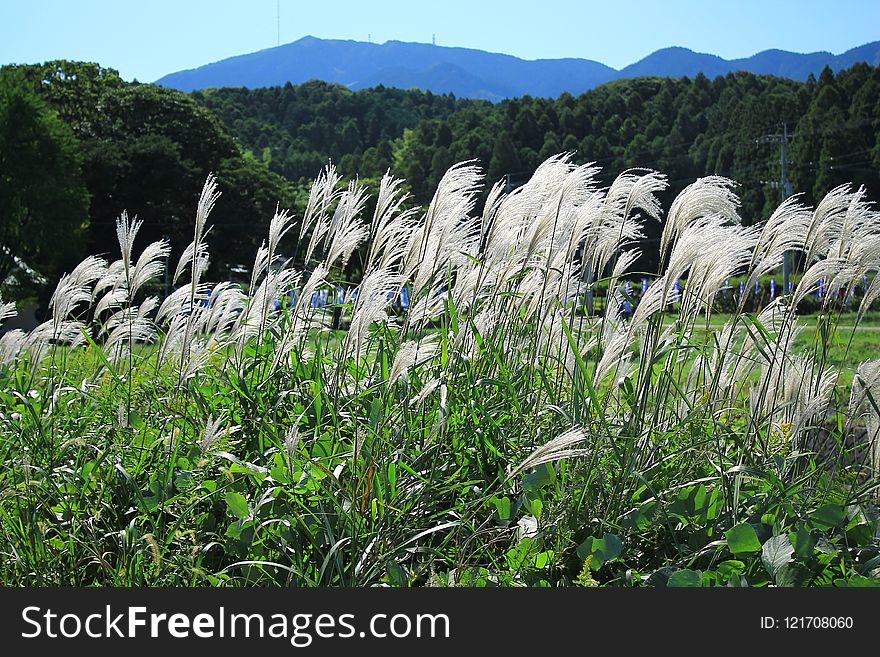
top-left (0, 160), bottom-right (878, 587)
top-left (0, 61), bottom-right (291, 300)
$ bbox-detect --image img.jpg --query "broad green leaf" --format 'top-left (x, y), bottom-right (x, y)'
top-left (834, 575), bottom-right (880, 587)
top-left (716, 560), bottom-right (745, 580)
top-left (667, 569), bottom-right (702, 587)
top-left (225, 491), bottom-right (250, 519)
top-left (762, 534), bottom-right (794, 578)
top-left (726, 523), bottom-right (761, 554)
top-left (810, 504), bottom-right (846, 529)
top-left (790, 526), bottom-right (815, 559)
top-left (775, 562), bottom-right (812, 587)
top-left (490, 496), bottom-right (511, 522)
top-left (576, 533), bottom-right (623, 569)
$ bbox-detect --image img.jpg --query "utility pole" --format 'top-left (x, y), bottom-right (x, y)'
top-left (757, 122), bottom-right (794, 294)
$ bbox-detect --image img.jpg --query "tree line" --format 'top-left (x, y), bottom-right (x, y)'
top-left (2, 59), bottom-right (879, 302)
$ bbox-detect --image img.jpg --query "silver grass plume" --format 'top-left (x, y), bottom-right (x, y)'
top-left (508, 427), bottom-right (590, 479)
top-left (404, 161), bottom-right (482, 296)
top-left (364, 172), bottom-right (419, 272)
top-left (0, 329), bottom-right (26, 366)
top-left (326, 180), bottom-right (370, 269)
top-left (660, 176), bottom-right (740, 260)
top-left (388, 334), bottom-right (441, 385)
top-left (299, 163), bottom-right (342, 242)
top-left (0, 299), bottom-right (16, 326)
top-left (803, 184), bottom-right (853, 265)
top-left (604, 168), bottom-right (667, 225)
top-left (200, 414), bottom-right (240, 452)
top-left (745, 195), bottom-right (812, 293)
top-left (344, 267), bottom-right (403, 360)
top-left (850, 360), bottom-right (880, 473)
top-left (129, 240), bottom-right (170, 299)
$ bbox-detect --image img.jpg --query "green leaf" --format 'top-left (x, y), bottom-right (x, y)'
top-left (385, 560), bottom-right (407, 587)
top-left (522, 463), bottom-right (555, 491)
top-left (622, 501), bottom-right (657, 531)
top-left (789, 526), bottom-right (815, 559)
top-left (490, 496), bottom-right (511, 522)
top-left (225, 491), bottom-right (250, 519)
top-left (576, 533), bottom-right (623, 569)
top-left (716, 560), bottom-right (745, 580)
top-left (762, 534), bottom-right (794, 578)
top-left (533, 550), bottom-right (554, 569)
top-left (834, 575), bottom-right (880, 587)
top-left (726, 523), bottom-right (761, 554)
top-left (809, 504), bottom-right (846, 530)
top-left (667, 569), bottom-right (702, 587)
top-left (775, 562), bottom-right (812, 587)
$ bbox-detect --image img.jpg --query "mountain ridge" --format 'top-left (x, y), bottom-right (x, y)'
top-left (155, 36), bottom-right (880, 100)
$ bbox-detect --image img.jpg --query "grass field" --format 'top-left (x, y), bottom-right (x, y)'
top-left (1, 160), bottom-right (879, 587)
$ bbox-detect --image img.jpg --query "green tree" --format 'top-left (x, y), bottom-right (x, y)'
top-left (0, 68), bottom-right (89, 296)
top-left (488, 132), bottom-right (522, 183)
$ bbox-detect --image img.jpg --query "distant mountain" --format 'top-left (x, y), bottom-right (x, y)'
top-left (155, 36), bottom-right (880, 100)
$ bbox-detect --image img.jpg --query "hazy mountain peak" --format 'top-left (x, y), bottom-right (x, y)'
top-left (155, 37), bottom-right (880, 100)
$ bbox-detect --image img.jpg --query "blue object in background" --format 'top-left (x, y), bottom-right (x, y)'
top-left (770, 278), bottom-right (776, 298)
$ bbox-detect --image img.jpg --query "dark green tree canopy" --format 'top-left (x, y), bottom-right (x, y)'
top-left (0, 68), bottom-right (89, 297)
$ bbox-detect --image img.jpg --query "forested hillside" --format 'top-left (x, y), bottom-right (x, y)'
top-left (3, 59), bottom-right (880, 297)
top-left (198, 64), bottom-right (880, 225)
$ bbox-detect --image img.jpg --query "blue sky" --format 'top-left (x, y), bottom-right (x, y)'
top-left (1, 0), bottom-right (878, 82)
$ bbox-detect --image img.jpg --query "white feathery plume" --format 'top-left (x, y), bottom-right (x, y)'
top-left (628, 274), bottom-right (668, 336)
top-left (405, 161), bottom-right (482, 295)
top-left (115, 211), bottom-right (143, 278)
top-left (103, 307), bottom-right (158, 365)
top-left (365, 172), bottom-right (419, 272)
top-left (508, 427), bottom-right (590, 479)
top-left (50, 255), bottom-right (107, 324)
top-left (850, 360), bottom-right (880, 418)
top-left (94, 287), bottom-right (128, 320)
top-left (172, 237), bottom-right (210, 286)
top-left (233, 268), bottom-right (298, 350)
top-left (745, 195), bottom-right (812, 292)
top-left (299, 163), bottom-right (342, 241)
top-left (0, 300), bottom-right (16, 325)
top-left (604, 168), bottom-right (667, 224)
top-left (304, 214), bottom-right (330, 265)
top-left (284, 426), bottom-right (301, 465)
top-left (0, 329), bottom-right (26, 366)
top-left (791, 257), bottom-right (848, 309)
top-left (200, 414), bottom-right (240, 452)
top-left (156, 284), bottom-right (211, 324)
top-left (326, 181), bottom-right (370, 269)
top-left (388, 334), bottom-right (441, 384)
top-left (130, 239), bottom-right (170, 298)
top-left (344, 267), bottom-right (403, 359)
top-left (681, 223), bottom-right (758, 316)
top-left (803, 184), bottom-right (853, 264)
top-left (173, 174), bottom-right (219, 289)
top-left (850, 361), bottom-right (880, 471)
top-left (660, 176), bottom-right (740, 259)
top-left (593, 326), bottom-right (630, 389)
top-left (859, 274), bottom-right (880, 322)
top-left (202, 282), bottom-right (247, 341)
top-left (611, 249), bottom-right (641, 281)
top-left (91, 259), bottom-right (125, 305)
top-left (410, 377), bottom-right (440, 407)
